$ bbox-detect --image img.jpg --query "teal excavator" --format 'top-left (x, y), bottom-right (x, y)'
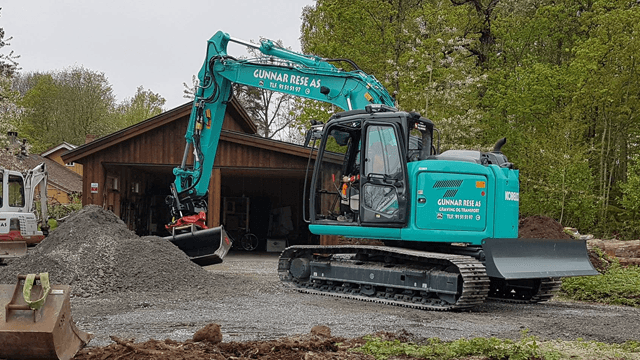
top-left (165, 31), bottom-right (598, 310)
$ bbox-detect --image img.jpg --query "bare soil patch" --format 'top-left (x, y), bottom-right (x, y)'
top-left (518, 215), bottom-right (571, 239)
top-left (75, 326), bottom-right (378, 360)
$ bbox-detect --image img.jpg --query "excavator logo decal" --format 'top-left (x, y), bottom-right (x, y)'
top-left (253, 69), bottom-right (322, 88)
top-left (505, 191), bottom-right (520, 201)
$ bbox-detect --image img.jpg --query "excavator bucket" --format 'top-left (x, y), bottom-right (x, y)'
top-left (0, 274), bottom-right (93, 360)
top-left (0, 241), bottom-right (27, 259)
top-left (482, 238), bottom-right (600, 279)
top-left (164, 226), bottom-right (232, 266)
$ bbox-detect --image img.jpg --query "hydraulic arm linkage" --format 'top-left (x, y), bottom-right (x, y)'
top-left (166, 31), bottom-right (395, 223)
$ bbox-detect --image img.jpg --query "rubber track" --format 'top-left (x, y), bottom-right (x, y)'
top-left (278, 245), bottom-right (490, 311)
top-left (488, 278), bottom-right (562, 304)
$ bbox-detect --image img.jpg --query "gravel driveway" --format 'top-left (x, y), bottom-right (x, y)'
top-left (71, 252), bottom-right (640, 348)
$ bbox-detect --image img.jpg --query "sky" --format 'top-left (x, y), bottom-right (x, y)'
top-left (2, 0), bottom-right (315, 109)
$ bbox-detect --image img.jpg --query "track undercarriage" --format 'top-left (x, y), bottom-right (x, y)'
top-left (278, 245), bottom-right (561, 311)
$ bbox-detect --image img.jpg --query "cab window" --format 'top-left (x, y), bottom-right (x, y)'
top-left (8, 175), bottom-right (25, 207)
top-left (365, 125), bottom-right (401, 177)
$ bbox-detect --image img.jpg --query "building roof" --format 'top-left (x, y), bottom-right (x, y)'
top-left (40, 142), bottom-right (77, 158)
top-left (61, 96), bottom-right (344, 166)
top-left (0, 152), bottom-right (82, 194)
top-left (63, 97), bottom-right (258, 163)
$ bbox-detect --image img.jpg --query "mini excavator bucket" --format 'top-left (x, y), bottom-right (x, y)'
top-left (0, 274), bottom-right (93, 360)
top-left (482, 238), bottom-right (600, 279)
top-left (0, 241), bottom-right (27, 259)
top-left (164, 225), bottom-right (232, 266)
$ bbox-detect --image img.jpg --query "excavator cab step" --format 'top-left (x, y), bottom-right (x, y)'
top-left (0, 274), bottom-right (92, 360)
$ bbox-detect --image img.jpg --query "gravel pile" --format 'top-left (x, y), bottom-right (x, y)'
top-left (0, 205), bottom-right (216, 297)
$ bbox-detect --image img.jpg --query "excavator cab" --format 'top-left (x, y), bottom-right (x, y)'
top-left (300, 105), bottom-right (598, 306)
top-left (309, 105), bottom-right (432, 231)
top-left (0, 165), bottom-right (49, 262)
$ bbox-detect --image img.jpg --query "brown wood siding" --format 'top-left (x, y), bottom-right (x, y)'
top-left (215, 140), bottom-right (313, 169)
top-left (222, 112), bottom-right (245, 132)
top-left (82, 156), bottom-right (105, 207)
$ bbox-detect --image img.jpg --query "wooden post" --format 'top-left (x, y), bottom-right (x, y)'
top-left (320, 235), bottom-right (339, 245)
top-left (208, 168), bottom-right (221, 227)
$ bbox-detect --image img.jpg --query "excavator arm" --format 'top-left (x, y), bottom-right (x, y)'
top-left (24, 163), bottom-right (49, 235)
top-left (167, 31), bottom-right (395, 221)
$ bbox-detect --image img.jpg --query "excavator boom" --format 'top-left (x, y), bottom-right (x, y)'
top-left (167, 31), bottom-right (394, 221)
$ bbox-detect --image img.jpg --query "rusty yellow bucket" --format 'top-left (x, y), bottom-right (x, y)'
top-left (0, 274), bottom-right (93, 360)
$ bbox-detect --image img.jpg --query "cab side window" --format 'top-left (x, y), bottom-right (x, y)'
top-left (365, 126), bottom-right (401, 177)
top-left (8, 175), bottom-right (25, 208)
top-left (361, 124), bottom-right (406, 223)
top-left (0, 173), bottom-right (3, 208)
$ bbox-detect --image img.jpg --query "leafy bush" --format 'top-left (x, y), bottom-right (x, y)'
top-left (352, 332), bottom-right (640, 360)
top-left (561, 262), bottom-right (640, 307)
top-left (47, 193), bottom-right (82, 220)
top-left (36, 194), bottom-right (82, 232)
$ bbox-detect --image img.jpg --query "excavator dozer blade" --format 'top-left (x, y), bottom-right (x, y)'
top-left (482, 238), bottom-right (600, 280)
top-left (164, 226), bottom-right (232, 266)
top-left (0, 278), bottom-right (93, 360)
top-left (0, 241), bottom-right (27, 259)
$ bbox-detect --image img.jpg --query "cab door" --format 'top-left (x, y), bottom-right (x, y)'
top-left (359, 123), bottom-right (407, 226)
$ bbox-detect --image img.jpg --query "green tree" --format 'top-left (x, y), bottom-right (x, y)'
top-left (619, 156), bottom-right (640, 238)
top-left (0, 8), bottom-right (21, 142)
top-left (301, 0), bottom-right (485, 150)
top-left (115, 85), bottom-right (165, 128)
top-left (17, 66), bottom-right (117, 152)
top-left (300, 0), bottom-right (640, 238)
top-left (301, 0), bottom-right (425, 99)
top-left (567, 0), bottom-right (640, 235)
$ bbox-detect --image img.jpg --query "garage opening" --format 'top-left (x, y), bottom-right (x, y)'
top-left (102, 163), bottom-right (315, 250)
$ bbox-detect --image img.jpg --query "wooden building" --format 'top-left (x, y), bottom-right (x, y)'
top-left (62, 99), bottom-right (338, 246)
top-left (41, 142), bottom-right (83, 176)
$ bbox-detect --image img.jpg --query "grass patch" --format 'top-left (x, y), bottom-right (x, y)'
top-left (560, 248), bottom-right (640, 307)
top-left (547, 338), bottom-right (640, 360)
top-left (351, 332), bottom-right (640, 360)
top-left (353, 331), bottom-right (560, 360)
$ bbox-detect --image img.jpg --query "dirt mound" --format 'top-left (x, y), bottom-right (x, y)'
top-left (75, 325), bottom-right (379, 360)
top-left (518, 215), bottom-right (571, 239)
top-left (193, 323), bottom-right (223, 343)
top-left (0, 205), bottom-right (216, 297)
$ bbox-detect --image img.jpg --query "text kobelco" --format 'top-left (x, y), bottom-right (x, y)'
top-left (253, 69), bottom-right (322, 87)
top-left (505, 191), bottom-right (519, 201)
